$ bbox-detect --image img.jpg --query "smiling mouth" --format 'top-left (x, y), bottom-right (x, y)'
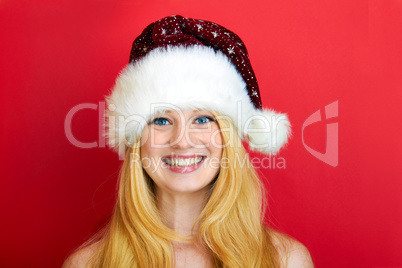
top-left (162, 156), bottom-right (205, 167)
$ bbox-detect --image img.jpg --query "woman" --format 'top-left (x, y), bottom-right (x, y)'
top-left (64, 15), bottom-right (314, 267)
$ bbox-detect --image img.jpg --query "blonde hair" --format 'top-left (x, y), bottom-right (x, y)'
top-left (80, 112), bottom-right (280, 267)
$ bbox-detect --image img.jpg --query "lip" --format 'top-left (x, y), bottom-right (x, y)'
top-left (162, 154), bottom-right (205, 159)
top-left (161, 154), bottom-right (206, 174)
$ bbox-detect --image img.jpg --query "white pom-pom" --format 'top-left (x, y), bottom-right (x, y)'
top-left (244, 109), bottom-right (292, 155)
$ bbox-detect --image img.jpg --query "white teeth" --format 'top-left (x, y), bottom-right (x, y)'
top-left (165, 157), bottom-right (203, 167)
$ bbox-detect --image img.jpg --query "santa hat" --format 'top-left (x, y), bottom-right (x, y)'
top-left (106, 15), bottom-right (291, 156)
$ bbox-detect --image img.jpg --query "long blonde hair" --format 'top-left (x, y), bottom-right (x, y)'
top-left (82, 112), bottom-right (280, 267)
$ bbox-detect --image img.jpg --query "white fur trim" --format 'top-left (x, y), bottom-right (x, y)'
top-left (106, 45), bottom-right (291, 156)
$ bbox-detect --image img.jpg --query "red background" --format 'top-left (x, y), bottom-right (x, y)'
top-left (1, 0), bottom-right (401, 267)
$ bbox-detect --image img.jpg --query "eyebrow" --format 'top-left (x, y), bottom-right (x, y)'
top-left (164, 110), bottom-right (210, 114)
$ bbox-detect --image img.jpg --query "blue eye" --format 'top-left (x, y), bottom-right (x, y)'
top-left (151, 118), bottom-right (169, 125)
top-left (195, 116), bottom-right (214, 124)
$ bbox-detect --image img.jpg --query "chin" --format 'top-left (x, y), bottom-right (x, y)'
top-left (152, 170), bottom-right (217, 196)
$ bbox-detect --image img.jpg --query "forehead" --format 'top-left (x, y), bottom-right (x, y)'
top-left (157, 109), bottom-right (214, 116)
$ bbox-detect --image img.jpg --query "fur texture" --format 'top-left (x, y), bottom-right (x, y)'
top-left (106, 45), bottom-right (291, 155)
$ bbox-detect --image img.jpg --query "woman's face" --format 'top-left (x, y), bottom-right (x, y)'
top-left (140, 109), bottom-right (223, 196)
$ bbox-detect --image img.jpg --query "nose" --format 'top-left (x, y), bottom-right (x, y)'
top-left (169, 119), bottom-right (192, 150)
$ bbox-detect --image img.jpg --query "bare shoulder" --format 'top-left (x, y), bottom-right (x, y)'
top-left (62, 242), bottom-right (100, 268)
top-left (270, 229), bottom-right (314, 268)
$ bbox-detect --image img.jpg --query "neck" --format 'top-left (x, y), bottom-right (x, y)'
top-left (156, 188), bottom-right (215, 266)
top-left (156, 189), bottom-right (208, 236)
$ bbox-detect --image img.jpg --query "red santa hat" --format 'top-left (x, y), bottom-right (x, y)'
top-left (106, 15), bottom-right (291, 156)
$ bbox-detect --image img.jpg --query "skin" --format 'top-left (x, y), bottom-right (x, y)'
top-left (140, 109), bottom-right (223, 202)
top-left (141, 109), bottom-right (222, 267)
top-left (63, 235), bottom-right (315, 268)
top-left (63, 109), bottom-right (314, 268)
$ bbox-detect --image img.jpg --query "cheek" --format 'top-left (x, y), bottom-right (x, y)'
top-left (203, 129), bottom-right (223, 159)
top-left (209, 127), bottom-right (223, 150)
top-left (140, 143), bottom-right (154, 170)
top-left (140, 133), bottom-right (150, 158)
top-left (141, 127), bottom-right (168, 154)
top-left (140, 126), bottom-right (150, 149)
